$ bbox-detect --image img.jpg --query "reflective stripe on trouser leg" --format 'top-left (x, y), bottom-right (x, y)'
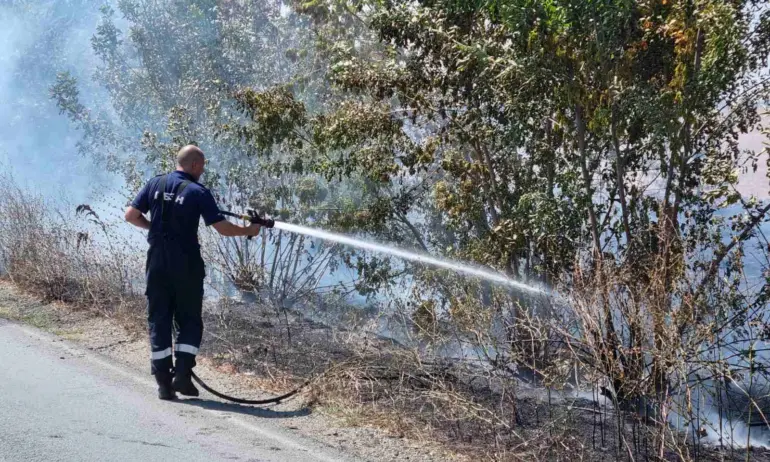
top-left (151, 347), bottom-right (173, 360)
top-left (174, 344), bottom-right (199, 355)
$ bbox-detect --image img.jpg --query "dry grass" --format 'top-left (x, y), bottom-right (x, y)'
top-left (0, 179), bottom-right (145, 330)
top-left (195, 293), bottom-right (650, 461)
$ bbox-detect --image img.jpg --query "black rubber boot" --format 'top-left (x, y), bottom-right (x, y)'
top-left (172, 370), bottom-right (199, 397)
top-left (154, 370), bottom-right (176, 401)
top-left (172, 355), bottom-right (199, 397)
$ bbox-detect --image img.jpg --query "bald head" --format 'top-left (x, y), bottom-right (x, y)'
top-left (176, 145), bottom-right (206, 180)
top-left (177, 145), bottom-right (204, 168)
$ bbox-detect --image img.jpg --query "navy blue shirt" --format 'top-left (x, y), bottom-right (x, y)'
top-left (131, 171), bottom-right (225, 251)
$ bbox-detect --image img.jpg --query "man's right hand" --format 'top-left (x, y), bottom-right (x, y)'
top-left (245, 223), bottom-right (261, 237)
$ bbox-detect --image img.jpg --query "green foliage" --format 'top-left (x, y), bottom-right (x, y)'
top-left (231, 87), bottom-right (307, 153)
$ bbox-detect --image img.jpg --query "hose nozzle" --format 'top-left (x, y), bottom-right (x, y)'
top-left (219, 209), bottom-right (275, 241)
top-left (245, 209), bottom-right (275, 229)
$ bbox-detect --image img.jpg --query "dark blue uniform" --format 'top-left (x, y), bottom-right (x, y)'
top-left (131, 171), bottom-right (224, 378)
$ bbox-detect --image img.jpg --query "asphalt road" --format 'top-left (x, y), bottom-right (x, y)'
top-left (0, 319), bottom-right (357, 462)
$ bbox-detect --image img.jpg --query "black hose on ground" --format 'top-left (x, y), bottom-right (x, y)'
top-left (191, 371), bottom-right (311, 406)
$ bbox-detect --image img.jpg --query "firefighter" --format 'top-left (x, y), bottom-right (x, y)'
top-left (125, 145), bottom-right (260, 400)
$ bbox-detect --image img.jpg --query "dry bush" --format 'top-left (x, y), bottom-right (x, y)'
top-left (0, 178), bottom-right (145, 328)
top-left (558, 243), bottom-right (770, 461)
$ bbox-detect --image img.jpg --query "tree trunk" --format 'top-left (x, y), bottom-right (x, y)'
top-left (269, 230), bottom-right (283, 291)
top-left (611, 108), bottom-right (632, 249)
top-left (575, 105), bottom-right (602, 257)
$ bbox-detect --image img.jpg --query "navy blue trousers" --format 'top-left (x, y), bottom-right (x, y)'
top-left (145, 241), bottom-right (205, 376)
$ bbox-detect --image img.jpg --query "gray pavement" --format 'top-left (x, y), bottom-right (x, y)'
top-left (0, 319), bottom-right (355, 462)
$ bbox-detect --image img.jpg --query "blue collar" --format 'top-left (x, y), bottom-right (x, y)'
top-left (172, 170), bottom-right (197, 182)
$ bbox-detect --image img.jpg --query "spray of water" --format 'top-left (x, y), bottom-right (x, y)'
top-left (273, 221), bottom-right (547, 295)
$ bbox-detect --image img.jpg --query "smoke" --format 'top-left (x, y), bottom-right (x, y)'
top-left (0, 1), bottom-right (119, 204)
top-left (697, 408), bottom-right (770, 450)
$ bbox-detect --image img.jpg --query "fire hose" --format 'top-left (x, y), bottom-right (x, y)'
top-left (190, 371), bottom-right (312, 406)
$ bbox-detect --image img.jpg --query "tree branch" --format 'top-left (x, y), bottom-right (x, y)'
top-left (700, 202), bottom-right (770, 290)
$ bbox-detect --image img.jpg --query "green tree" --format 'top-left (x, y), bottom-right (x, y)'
top-left (287, 0), bottom-right (770, 417)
